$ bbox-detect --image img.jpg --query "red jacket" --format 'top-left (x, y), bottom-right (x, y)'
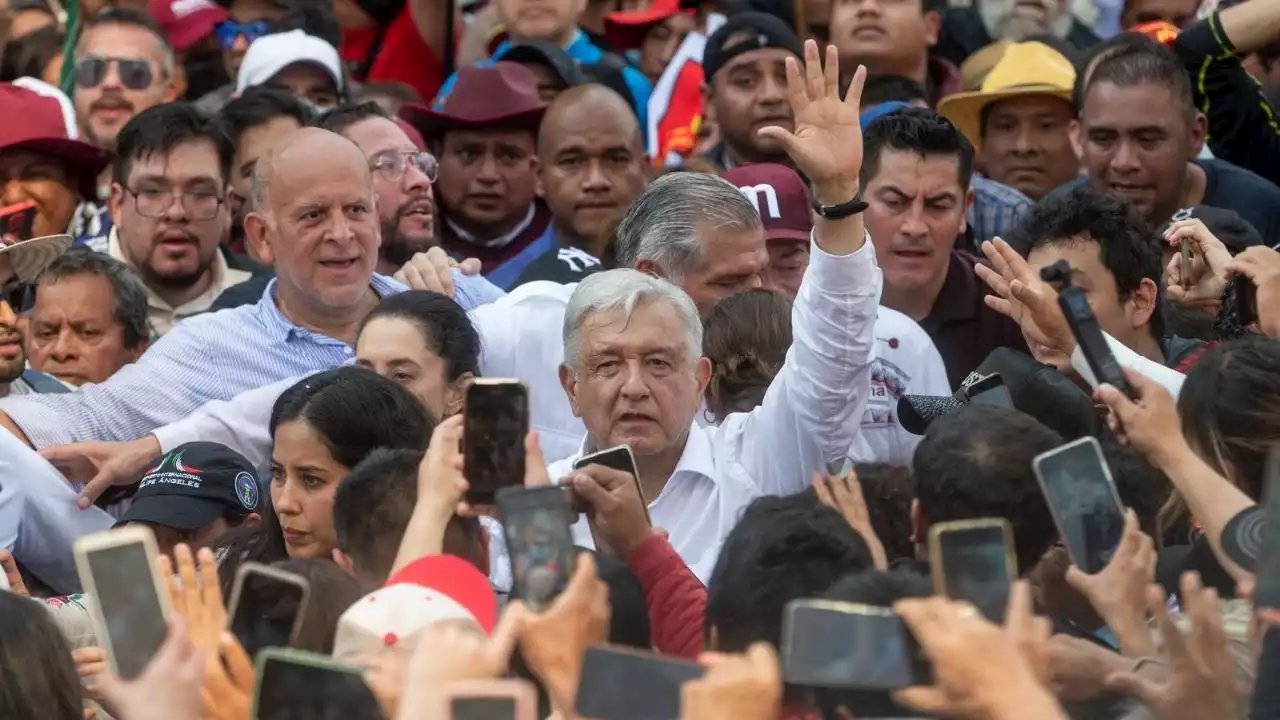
top-left (626, 533), bottom-right (706, 659)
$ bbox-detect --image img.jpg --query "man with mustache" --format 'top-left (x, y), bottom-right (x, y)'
top-left (934, 0), bottom-right (1099, 68)
top-left (105, 102), bottom-right (249, 335)
top-left (700, 13), bottom-right (805, 171)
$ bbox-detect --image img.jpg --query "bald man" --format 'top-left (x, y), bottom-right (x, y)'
top-left (513, 85), bottom-right (651, 286)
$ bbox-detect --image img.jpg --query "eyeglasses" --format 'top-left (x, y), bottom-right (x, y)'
top-left (125, 186), bottom-right (225, 221)
top-left (75, 55), bottom-right (155, 91)
top-left (214, 20), bottom-right (273, 50)
top-left (371, 151), bottom-right (439, 183)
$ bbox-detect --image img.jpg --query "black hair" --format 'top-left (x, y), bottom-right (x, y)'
top-left (356, 81), bottom-right (425, 106)
top-left (861, 75), bottom-right (928, 109)
top-left (217, 86), bottom-right (313, 148)
top-left (112, 102), bottom-right (235, 188)
top-left (270, 557), bottom-right (369, 654)
top-left (37, 247), bottom-right (152, 348)
top-left (1009, 185), bottom-right (1166, 342)
top-left (275, 0), bottom-right (342, 48)
top-left (861, 107), bottom-right (974, 193)
top-left (853, 463), bottom-right (917, 564)
top-left (334, 448), bottom-right (483, 583)
top-left (1099, 436), bottom-right (1169, 542)
top-left (1081, 37), bottom-right (1195, 118)
top-left (0, 593), bottom-right (83, 720)
top-left (1073, 33), bottom-right (1162, 114)
top-left (0, 24), bottom-right (63, 82)
top-left (213, 492), bottom-right (288, 597)
top-left (1260, 39), bottom-right (1280, 68)
top-left (270, 366), bottom-right (434, 469)
top-left (311, 101), bottom-right (390, 136)
top-left (588, 549), bottom-right (653, 648)
top-left (913, 405), bottom-right (1062, 575)
top-left (81, 6), bottom-right (174, 59)
top-left (358, 290), bottom-right (483, 382)
top-left (706, 493), bottom-right (874, 657)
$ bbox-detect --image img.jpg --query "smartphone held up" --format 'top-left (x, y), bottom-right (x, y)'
top-left (464, 379), bottom-right (530, 506)
top-left (1033, 437), bottom-right (1126, 575)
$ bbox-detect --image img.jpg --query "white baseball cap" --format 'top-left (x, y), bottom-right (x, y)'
top-left (234, 29), bottom-right (344, 95)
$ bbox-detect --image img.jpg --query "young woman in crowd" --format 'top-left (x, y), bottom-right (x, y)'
top-left (0, 592), bottom-right (83, 720)
top-left (701, 288), bottom-right (792, 423)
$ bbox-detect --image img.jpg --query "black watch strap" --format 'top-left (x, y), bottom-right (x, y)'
top-left (812, 194), bottom-right (868, 219)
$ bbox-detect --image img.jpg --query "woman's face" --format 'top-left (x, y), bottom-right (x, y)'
top-left (270, 419), bottom-right (349, 559)
top-left (0, 152), bottom-right (81, 238)
top-left (356, 316), bottom-right (470, 420)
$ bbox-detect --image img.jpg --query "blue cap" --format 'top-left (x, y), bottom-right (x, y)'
top-left (860, 101), bottom-right (913, 131)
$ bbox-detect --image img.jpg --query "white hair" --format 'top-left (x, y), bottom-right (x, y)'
top-left (563, 269), bottom-right (703, 372)
top-left (613, 172), bottom-right (762, 281)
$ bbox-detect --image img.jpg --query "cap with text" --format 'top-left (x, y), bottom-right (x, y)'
top-left (721, 163), bottom-right (812, 242)
top-left (116, 442), bottom-right (260, 530)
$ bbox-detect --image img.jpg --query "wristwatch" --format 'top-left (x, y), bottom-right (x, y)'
top-left (812, 194), bottom-right (868, 219)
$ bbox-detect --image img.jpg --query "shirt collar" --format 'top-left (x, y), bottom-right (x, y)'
top-left (257, 273), bottom-right (405, 343)
top-left (106, 226), bottom-right (232, 312)
top-left (575, 421), bottom-right (720, 488)
top-left (925, 251), bottom-right (982, 325)
top-left (445, 204), bottom-right (537, 248)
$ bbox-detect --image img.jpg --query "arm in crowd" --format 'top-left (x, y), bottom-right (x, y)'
top-left (625, 533), bottom-right (707, 660)
top-left (1174, 0), bottom-right (1280, 185)
top-left (1069, 333), bottom-right (1186, 399)
top-left (151, 376), bottom-right (296, 474)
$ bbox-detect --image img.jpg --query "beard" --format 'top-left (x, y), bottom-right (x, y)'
top-left (379, 202), bottom-right (436, 271)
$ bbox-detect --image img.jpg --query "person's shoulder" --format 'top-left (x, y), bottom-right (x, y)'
top-left (873, 307), bottom-right (934, 347)
top-left (1199, 157), bottom-right (1280, 196)
top-left (513, 246), bottom-right (603, 287)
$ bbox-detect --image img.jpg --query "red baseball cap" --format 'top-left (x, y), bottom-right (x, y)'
top-left (149, 0), bottom-right (228, 53)
top-left (721, 164), bottom-right (812, 242)
top-left (605, 0), bottom-right (684, 51)
top-left (0, 80), bottom-right (112, 199)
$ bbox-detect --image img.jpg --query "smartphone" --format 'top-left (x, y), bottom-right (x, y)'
top-left (0, 200), bottom-right (37, 240)
top-left (1253, 445), bottom-right (1280, 608)
top-left (443, 680), bottom-right (538, 720)
top-left (929, 519), bottom-right (1016, 623)
top-left (781, 599), bottom-right (926, 690)
top-left (1180, 240), bottom-right (1193, 290)
top-left (1053, 270), bottom-right (1132, 397)
top-left (72, 526), bottom-right (171, 680)
top-left (573, 444), bottom-right (651, 525)
top-left (464, 379), bottom-right (530, 505)
top-left (253, 648), bottom-right (384, 720)
top-left (574, 644), bottom-right (704, 720)
top-left (1033, 437), bottom-right (1127, 575)
top-left (497, 485), bottom-right (575, 611)
top-left (227, 562), bottom-right (311, 658)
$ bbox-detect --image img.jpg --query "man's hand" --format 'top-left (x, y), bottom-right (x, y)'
top-left (518, 553), bottom-right (611, 714)
top-left (680, 644), bottom-right (783, 720)
top-left (1164, 219), bottom-right (1232, 311)
top-left (812, 471), bottom-right (886, 570)
top-left (1066, 510), bottom-right (1158, 657)
top-left (394, 247), bottom-right (482, 298)
top-left (201, 632), bottom-right (253, 720)
top-left (417, 415), bottom-right (469, 522)
top-left (0, 549), bottom-right (29, 596)
top-left (569, 463), bottom-right (653, 559)
top-left (158, 544), bottom-right (227, 658)
top-left (975, 237), bottom-right (1075, 358)
top-left (1093, 368), bottom-right (1185, 466)
top-left (39, 436), bottom-right (160, 509)
top-left (1226, 245), bottom-right (1280, 339)
top-left (1046, 635), bottom-right (1135, 701)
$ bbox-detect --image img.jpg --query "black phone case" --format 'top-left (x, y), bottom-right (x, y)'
top-left (1059, 286), bottom-right (1131, 396)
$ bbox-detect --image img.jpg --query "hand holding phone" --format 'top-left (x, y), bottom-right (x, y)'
top-left (253, 648), bottom-right (384, 720)
top-left (464, 379), bottom-right (530, 505)
top-left (781, 599), bottom-right (928, 690)
top-left (1043, 260), bottom-right (1132, 397)
top-left (442, 680), bottom-right (538, 720)
top-left (497, 485), bottom-right (575, 610)
top-left (226, 562), bottom-right (311, 657)
top-left (929, 519), bottom-right (1016, 623)
top-left (574, 644), bottom-right (705, 720)
top-left (1033, 437), bottom-right (1127, 575)
top-left (73, 526), bottom-right (171, 679)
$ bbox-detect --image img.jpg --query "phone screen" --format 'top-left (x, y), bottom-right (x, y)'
top-left (86, 542), bottom-right (167, 679)
top-left (936, 525), bottom-right (1013, 623)
top-left (0, 201), bottom-right (36, 240)
top-left (256, 656), bottom-right (384, 720)
top-left (498, 486), bottom-right (575, 610)
top-left (1254, 447), bottom-right (1280, 608)
top-left (782, 604), bottom-right (919, 689)
top-left (575, 645), bottom-right (704, 720)
top-left (1035, 439), bottom-right (1126, 575)
top-left (573, 446), bottom-right (650, 524)
top-left (465, 383), bottom-right (529, 504)
top-left (230, 571), bottom-right (307, 657)
top-left (451, 697), bottom-right (516, 720)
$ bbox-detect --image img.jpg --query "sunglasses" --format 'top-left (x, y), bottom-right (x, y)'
top-left (75, 55), bottom-right (154, 91)
top-left (214, 20), bottom-right (273, 49)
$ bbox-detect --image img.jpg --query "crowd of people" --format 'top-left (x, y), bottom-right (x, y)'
top-left (0, 0), bottom-right (1278, 718)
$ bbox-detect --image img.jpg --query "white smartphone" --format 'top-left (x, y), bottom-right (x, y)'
top-left (73, 525), bottom-right (171, 679)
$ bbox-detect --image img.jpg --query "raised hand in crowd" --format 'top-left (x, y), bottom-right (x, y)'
top-left (93, 619), bottom-right (205, 720)
top-left (680, 643), bottom-right (783, 720)
top-left (39, 436), bottom-right (162, 510)
top-left (1226, 245), bottom-right (1280, 339)
top-left (389, 415), bottom-right (470, 577)
top-left (1105, 573), bottom-right (1241, 720)
top-left (812, 470), bottom-right (887, 570)
top-left (1046, 634), bottom-right (1140, 701)
top-left (1164, 218), bottom-right (1234, 312)
top-left (1065, 509), bottom-right (1159, 658)
top-left (976, 237), bottom-right (1076, 364)
top-left (0, 548), bottom-right (30, 596)
top-left (570, 462), bottom-right (655, 559)
top-left (394, 608), bottom-right (526, 719)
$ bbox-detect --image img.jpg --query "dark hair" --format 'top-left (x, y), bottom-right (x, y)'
top-left (311, 101), bottom-right (391, 137)
top-left (853, 463), bottom-right (917, 564)
top-left (358, 290), bottom-right (483, 383)
top-left (1082, 38), bottom-right (1195, 118)
top-left (334, 448), bottom-right (483, 583)
top-left (1100, 436), bottom-right (1169, 542)
top-left (274, 0), bottom-right (342, 48)
top-left (36, 247), bottom-right (152, 348)
top-left (217, 86), bottom-right (313, 148)
top-left (702, 289), bottom-right (791, 421)
top-left (213, 492), bottom-right (289, 596)
top-left (862, 108), bottom-right (974, 193)
top-left (81, 7), bottom-right (174, 62)
top-left (1073, 32), bottom-right (1162, 114)
top-left (0, 593), bottom-right (83, 720)
top-left (913, 405), bottom-right (1062, 574)
top-left (356, 81), bottom-right (425, 106)
top-left (0, 24), bottom-right (63, 82)
top-left (270, 557), bottom-right (368, 654)
top-left (1009, 185), bottom-right (1165, 342)
top-left (706, 493), bottom-right (874, 656)
top-left (1260, 39), bottom-right (1280, 68)
top-left (861, 75), bottom-right (928, 108)
top-left (112, 102), bottom-right (235, 187)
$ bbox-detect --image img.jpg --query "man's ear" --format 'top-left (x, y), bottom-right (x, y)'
top-left (1189, 110), bottom-right (1207, 156)
top-left (923, 10), bottom-right (942, 47)
top-left (1130, 276), bottom-right (1160, 331)
top-left (705, 624), bottom-right (720, 651)
top-left (694, 356), bottom-right (712, 397)
top-left (701, 82), bottom-right (716, 125)
top-left (107, 182), bottom-right (125, 226)
top-left (634, 258), bottom-right (663, 278)
top-left (244, 212), bottom-right (276, 266)
top-left (1068, 118), bottom-right (1083, 163)
top-left (559, 363), bottom-right (582, 418)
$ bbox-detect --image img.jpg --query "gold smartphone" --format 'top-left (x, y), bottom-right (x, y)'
top-left (928, 518), bottom-right (1016, 623)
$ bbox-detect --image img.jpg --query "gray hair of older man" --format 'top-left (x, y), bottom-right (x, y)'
top-left (613, 172), bottom-right (763, 281)
top-left (563, 269), bottom-right (703, 372)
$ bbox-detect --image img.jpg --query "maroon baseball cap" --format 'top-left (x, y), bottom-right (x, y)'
top-left (721, 164), bottom-right (812, 242)
top-left (149, 0), bottom-right (228, 53)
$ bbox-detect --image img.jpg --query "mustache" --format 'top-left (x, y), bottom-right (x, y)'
top-left (90, 93), bottom-right (134, 112)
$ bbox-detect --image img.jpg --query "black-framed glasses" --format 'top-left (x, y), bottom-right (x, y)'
top-left (75, 55), bottom-right (155, 90)
top-left (125, 186), bottom-right (224, 221)
top-left (371, 151), bottom-right (438, 183)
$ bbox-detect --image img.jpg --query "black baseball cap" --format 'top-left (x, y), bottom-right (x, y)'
top-left (116, 442), bottom-right (261, 531)
top-left (497, 41), bottom-right (589, 89)
top-left (703, 12), bottom-right (804, 82)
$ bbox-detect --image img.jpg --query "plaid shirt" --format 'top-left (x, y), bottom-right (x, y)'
top-left (965, 176), bottom-right (1032, 253)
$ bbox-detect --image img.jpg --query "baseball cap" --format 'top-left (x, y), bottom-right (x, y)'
top-left (938, 42), bottom-right (1076, 150)
top-left (1164, 206), bottom-right (1266, 256)
top-left (860, 101), bottom-right (913, 131)
top-left (149, 0), bottom-right (228, 53)
top-left (497, 41), bottom-right (589, 89)
top-left (331, 555), bottom-right (498, 663)
top-left (721, 163), bottom-right (811, 242)
top-left (235, 29), bottom-right (344, 95)
top-left (605, 0), bottom-right (683, 50)
top-left (115, 442), bottom-right (261, 530)
top-left (1221, 504), bottom-right (1262, 573)
top-left (703, 12), bottom-right (804, 82)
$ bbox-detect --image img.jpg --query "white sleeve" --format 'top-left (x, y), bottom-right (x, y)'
top-left (151, 376), bottom-right (299, 473)
top-left (1069, 333), bottom-right (1186, 399)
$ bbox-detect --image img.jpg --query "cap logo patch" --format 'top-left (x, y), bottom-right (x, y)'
top-left (738, 183), bottom-right (781, 219)
top-left (235, 472), bottom-right (259, 510)
top-left (140, 450), bottom-right (204, 490)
